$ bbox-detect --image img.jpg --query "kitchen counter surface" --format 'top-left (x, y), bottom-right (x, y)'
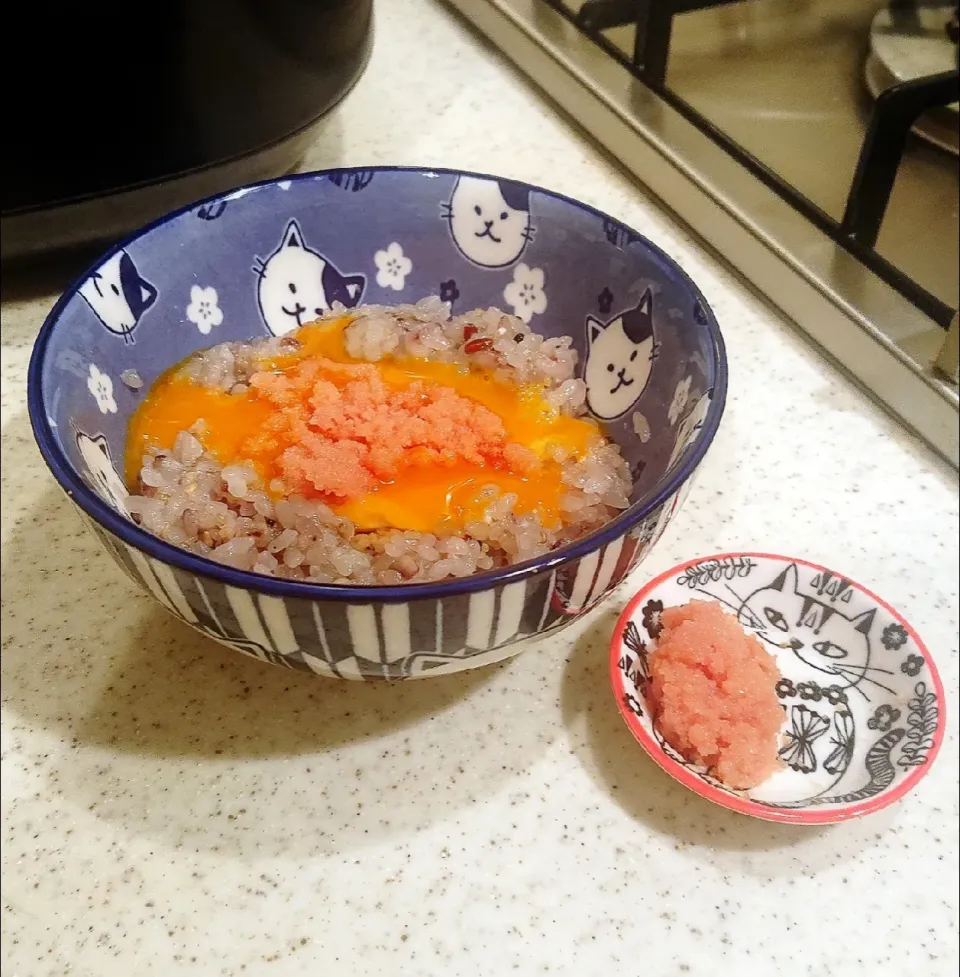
top-left (2, 1), bottom-right (958, 974)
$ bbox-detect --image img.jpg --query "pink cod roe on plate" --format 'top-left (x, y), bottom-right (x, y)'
top-left (649, 600), bottom-right (785, 790)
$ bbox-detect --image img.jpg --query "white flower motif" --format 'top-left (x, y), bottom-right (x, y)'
top-left (278, 180), bottom-right (292, 190)
top-left (503, 264), bottom-right (547, 323)
top-left (374, 242), bottom-right (412, 291)
top-left (186, 285), bottom-right (223, 335)
top-left (87, 364), bottom-right (117, 415)
top-left (668, 375), bottom-right (692, 426)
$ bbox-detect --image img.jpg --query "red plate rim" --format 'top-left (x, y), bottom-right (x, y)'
top-left (609, 550), bottom-right (946, 825)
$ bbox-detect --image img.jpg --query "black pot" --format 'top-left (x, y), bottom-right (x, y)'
top-left (2, 0), bottom-right (373, 260)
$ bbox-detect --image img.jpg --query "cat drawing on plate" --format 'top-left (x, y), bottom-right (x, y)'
top-left (583, 288), bottom-right (658, 419)
top-left (76, 431), bottom-right (129, 513)
top-left (737, 563), bottom-right (878, 692)
top-left (732, 561), bottom-right (883, 781)
top-left (79, 250), bottom-right (157, 343)
top-left (254, 219), bottom-right (365, 337)
top-left (441, 176), bottom-right (534, 268)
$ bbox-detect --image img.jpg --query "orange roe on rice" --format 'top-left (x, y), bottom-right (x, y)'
top-left (246, 357), bottom-right (517, 498)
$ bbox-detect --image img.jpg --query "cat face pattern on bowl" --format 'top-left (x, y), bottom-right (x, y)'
top-left (612, 553), bottom-right (945, 822)
top-left (29, 167), bottom-right (726, 679)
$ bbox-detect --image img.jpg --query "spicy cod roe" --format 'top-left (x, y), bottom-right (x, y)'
top-left (649, 600), bottom-right (785, 790)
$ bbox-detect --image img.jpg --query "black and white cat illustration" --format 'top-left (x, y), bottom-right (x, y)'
top-left (254, 219), bottom-right (365, 337)
top-left (78, 250), bottom-right (157, 343)
top-left (731, 562), bottom-right (891, 787)
top-left (583, 288), bottom-right (658, 419)
top-left (689, 562), bottom-right (877, 783)
top-left (735, 563), bottom-right (877, 693)
top-left (742, 564), bottom-right (940, 806)
top-left (441, 176), bottom-right (534, 268)
top-left (666, 391), bottom-right (711, 469)
top-left (76, 431), bottom-right (129, 513)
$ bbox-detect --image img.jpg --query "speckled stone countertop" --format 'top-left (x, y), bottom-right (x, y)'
top-left (2, 1), bottom-right (958, 974)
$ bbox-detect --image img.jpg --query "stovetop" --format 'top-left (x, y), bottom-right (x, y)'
top-left (443, 0), bottom-right (960, 466)
top-left (588, 0), bottom-right (958, 311)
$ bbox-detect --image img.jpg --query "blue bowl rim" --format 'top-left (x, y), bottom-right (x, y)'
top-left (27, 165), bottom-right (728, 604)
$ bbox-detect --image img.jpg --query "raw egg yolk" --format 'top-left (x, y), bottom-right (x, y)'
top-left (127, 318), bottom-right (600, 534)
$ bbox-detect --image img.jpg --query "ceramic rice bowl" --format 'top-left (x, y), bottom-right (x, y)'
top-left (28, 167), bottom-right (727, 680)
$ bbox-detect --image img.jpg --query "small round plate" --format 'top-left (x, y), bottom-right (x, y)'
top-left (610, 552), bottom-right (945, 824)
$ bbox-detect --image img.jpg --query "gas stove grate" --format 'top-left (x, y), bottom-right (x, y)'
top-left (558, 0), bottom-right (959, 328)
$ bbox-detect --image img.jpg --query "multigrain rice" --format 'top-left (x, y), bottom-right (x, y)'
top-left (126, 298), bottom-right (632, 584)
